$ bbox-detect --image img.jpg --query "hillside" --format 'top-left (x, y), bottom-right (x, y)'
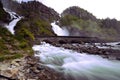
top-left (14, 1), bottom-right (59, 39)
top-left (0, 0), bottom-right (120, 80)
top-left (60, 6), bottom-right (120, 41)
top-left (0, 1), bottom-right (33, 61)
top-left (0, 1), bottom-right (10, 24)
top-left (0, 0), bottom-right (120, 61)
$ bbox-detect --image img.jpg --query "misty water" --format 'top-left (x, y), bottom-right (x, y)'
top-left (33, 42), bottom-right (120, 80)
top-left (51, 22), bottom-right (69, 36)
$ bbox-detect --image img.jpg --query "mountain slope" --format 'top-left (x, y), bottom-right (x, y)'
top-left (62, 6), bottom-right (97, 22)
top-left (0, 1), bottom-right (10, 23)
top-left (60, 6), bottom-right (120, 41)
top-left (0, 1), bottom-right (33, 61)
top-left (13, 1), bottom-right (59, 42)
top-left (1, 0), bottom-right (59, 22)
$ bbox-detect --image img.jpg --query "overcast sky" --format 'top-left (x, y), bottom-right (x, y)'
top-left (17, 0), bottom-right (120, 20)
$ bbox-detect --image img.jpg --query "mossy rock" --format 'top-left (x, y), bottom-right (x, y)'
top-left (0, 26), bottom-right (33, 62)
top-left (15, 18), bottom-right (56, 42)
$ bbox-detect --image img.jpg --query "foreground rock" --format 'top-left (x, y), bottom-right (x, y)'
top-left (0, 56), bottom-right (65, 80)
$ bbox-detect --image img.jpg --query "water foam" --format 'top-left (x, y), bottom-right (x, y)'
top-left (51, 22), bottom-right (69, 36)
top-left (33, 42), bottom-right (120, 80)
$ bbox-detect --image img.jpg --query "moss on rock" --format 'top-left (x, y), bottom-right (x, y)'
top-left (0, 26), bottom-right (33, 62)
top-left (15, 18), bottom-right (56, 42)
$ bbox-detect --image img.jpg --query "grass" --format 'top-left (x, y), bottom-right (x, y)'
top-left (0, 53), bottom-right (23, 62)
top-left (0, 26), bottom-right (34, 62)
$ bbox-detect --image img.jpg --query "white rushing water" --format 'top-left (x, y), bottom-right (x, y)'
top-left (95, 42), bottom-right (120, 50)
top-left (15, 0), bottom-right (34, 3)
top-left (4, 8), bottom-right (22, 34)
top-left (84, 42), bottom-right (120, 50)
top-left (33, 42), bottom-right (120, 80)
top-left (51, 22), bottom-right (69, 36)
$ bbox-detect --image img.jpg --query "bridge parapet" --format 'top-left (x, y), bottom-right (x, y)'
top-left (33, 36), bottom-right (104, 44)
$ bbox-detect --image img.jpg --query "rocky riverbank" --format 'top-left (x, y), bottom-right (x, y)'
top-left (0, 42), bottom-right (120, 80)
top-left (0, 56), bottom-right (65, 80)
top-left (50, 42), bottom-right (120, 60)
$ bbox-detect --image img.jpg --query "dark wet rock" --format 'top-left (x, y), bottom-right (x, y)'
top-left (117, 43), bottom-right (120, 45)
top-left (34, 36), bottom-right (104, 45)
top-left (116, 57), bottom-right (120, 60)
top-left (0, 56), bottom-right (66, 80)
top-left (24, 56), bottom-right (66, 80)
top-left (0, 1), bottom-right (10, 23)
top-left (51, 43), bottom-right (120, 60)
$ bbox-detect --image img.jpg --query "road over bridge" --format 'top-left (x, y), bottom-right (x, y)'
top-left (33, 36), bottom-right (104, 44)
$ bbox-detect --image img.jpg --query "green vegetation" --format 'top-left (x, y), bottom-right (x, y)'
top-left (0, 54), bottom-right (23, 62)
top-left (60, 14), bottom-right (79, 26)
top-left (0, 1), bottom-right (56, 62)
top-left (60, 15), bottom-right (101, 32)
top-left (0, 26), bottom-right (33, 61)
top-left (15, 18), bottom-right (55, 40)
top-left (60, 14), bottom-right (119, 41)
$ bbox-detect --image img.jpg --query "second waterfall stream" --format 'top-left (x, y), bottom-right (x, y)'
top-left (51, 22), bottom-right (69, 36)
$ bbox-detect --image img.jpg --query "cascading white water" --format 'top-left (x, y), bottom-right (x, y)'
top-left (95, 42), bottom-right (120, 50)
top-left (51, 22), bottom-right (69, 36)
top-left (33, 42), bottom-right (120, 80)
top-left (4, 8), bottom-right (22, 34)
top-left (84, 42), bottom-right (120, 50)
top-left (15, 0), bottom-right (34, 3)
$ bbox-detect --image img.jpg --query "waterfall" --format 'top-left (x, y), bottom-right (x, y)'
top-left (4, 8), bottom-right (22, 34)
top-left (51, 22), bottom-right (69, 36)
top-left (33, 42), bottom-right (120, 80)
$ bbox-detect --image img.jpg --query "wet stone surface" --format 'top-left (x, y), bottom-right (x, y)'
top-left (51, 43), bottom-right (120, 60)
top-left (0, 56), bottom-right (66, 80)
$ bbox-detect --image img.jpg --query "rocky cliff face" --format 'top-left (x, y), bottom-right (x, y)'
top-left (60, 6), bottom-right (120, 41)
top-left (17, 1), bottom-right (59, 22)
top-left (0, 1), bottom-right (10, 24)
top-left (1, 0), bottom-right (59, 22)
top-left (1, 0), bottom-right (60, 43)
top-left (62, 6), bottom-right (97, 22)
top-left (101, 18), bottom-right (120, 32)
top-left (0, 1), bottom-right (33, 61)
top-left (13, 1), bottom-right (59, 42)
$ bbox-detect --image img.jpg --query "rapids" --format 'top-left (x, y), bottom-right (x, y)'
top-left (33, 42), bottom-right (120, 80)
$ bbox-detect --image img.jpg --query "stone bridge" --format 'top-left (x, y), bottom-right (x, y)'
top-left (33, 36), bottom-right (104, 44)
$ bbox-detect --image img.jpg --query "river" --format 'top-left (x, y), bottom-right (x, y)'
top-left (33, 42), bottom-right (120, 80)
